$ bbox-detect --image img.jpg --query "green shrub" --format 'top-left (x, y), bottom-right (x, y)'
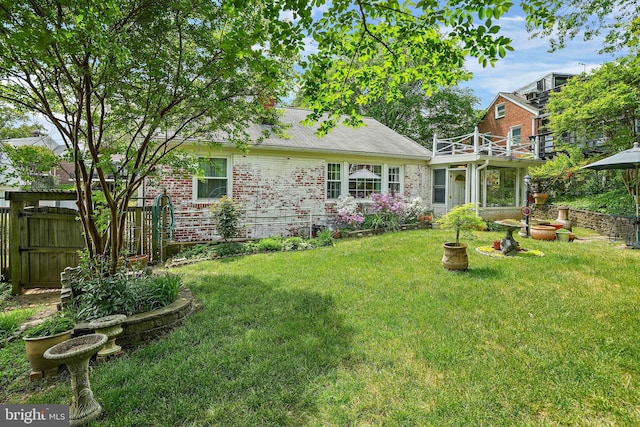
top-left (315, 230), bottom-right (335, 247)
top-left (257, 237), bottom-right (283, 252)
top-left (282, 237), bottom-right (307, 250)
top-left (214, 242), bottom-right (246, 257)
top-left (136, 273), bottom-right (182, 312)
top-left (178, 243), bottom-right (217, 259)
top-left (209, 196), bottom-right (242, 241)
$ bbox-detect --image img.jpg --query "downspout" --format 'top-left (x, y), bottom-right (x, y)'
top-left (475, 160), bottom-right (490, 215)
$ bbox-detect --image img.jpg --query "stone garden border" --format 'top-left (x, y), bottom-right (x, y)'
top-left (74, 287), bottom-right (196, 348)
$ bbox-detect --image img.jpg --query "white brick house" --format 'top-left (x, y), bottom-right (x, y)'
top-left (146, 108), bottom-right (432, 241)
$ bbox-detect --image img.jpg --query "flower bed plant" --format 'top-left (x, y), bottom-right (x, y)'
top-left (70, 255), bottom-right (183, 322)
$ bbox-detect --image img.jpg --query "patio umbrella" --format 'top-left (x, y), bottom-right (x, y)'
top-left (348, 168), bottom-right (380, 180)
top-left (582, 141), bottom-right (640, 247)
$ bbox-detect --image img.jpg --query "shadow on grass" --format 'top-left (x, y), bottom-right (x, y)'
top-left (78, 274), bottom-right (354, 426)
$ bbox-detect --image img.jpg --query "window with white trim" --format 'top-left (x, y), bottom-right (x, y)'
top-left (495, 103), bottom-right (505, 119)
top-left (194, 158), bottom-right (229, 201)
top-left (388, 166), bottom-right (400, 194)
top-left (326, 163), bottom-right (342, 199)
top-left (481, 166), bottom-right (516, 207)
top-left (348, 163), bottom-right (382, 199)
top-left (432, 169), bottom-right (446, 204)
top-left (509, 126), bottom-right (521, 145)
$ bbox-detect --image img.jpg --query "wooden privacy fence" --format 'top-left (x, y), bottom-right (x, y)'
top-left (3, 191), bottom-right (154, 295)
top-left (1, 207), bottom-right (8, 281)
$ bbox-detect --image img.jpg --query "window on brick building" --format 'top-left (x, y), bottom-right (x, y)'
top-left (495, 103), bottom-right (505, 119)
top-left (388, 166), bottom-right (400, 194)
top-left (326, 163), bottom-right (342, 199)
top-left (194, 158), bottom-right (228, 200)
top-left (327, 162), bottom-right (402, 200)
top-left (348, 163), bottom-right (382, 199)
top-left (509, 126), bottom-right (521, 145)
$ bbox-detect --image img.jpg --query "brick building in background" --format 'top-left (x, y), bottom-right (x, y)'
top-left (477, 73), bottom-right (575, 159)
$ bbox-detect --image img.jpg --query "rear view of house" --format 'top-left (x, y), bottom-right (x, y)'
top-left (146, 108), bottom-right (432, 241)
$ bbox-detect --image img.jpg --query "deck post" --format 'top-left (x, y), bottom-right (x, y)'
top-left (432, 133), bottom-right (438, 156)
top-left (473, 127), bottom-right (479, 154)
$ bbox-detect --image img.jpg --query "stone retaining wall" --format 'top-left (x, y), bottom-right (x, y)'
top-left (75, 287), bottom-right (196, 348)
top-left (532, 204), bottom-right (629, 237)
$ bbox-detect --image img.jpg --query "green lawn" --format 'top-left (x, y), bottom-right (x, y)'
top-left (3, 229), bottom-right (640, 426)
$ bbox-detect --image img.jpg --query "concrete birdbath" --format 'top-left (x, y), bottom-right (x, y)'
top-left (44, 334), bottom-right (107, 426)
top-left (494, 220), bottom-right (521, 256)
top-left (88, 314), bottom-right (127, 357)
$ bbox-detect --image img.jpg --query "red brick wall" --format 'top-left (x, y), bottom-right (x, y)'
top-left (477, 95), bottom-right (536, 140)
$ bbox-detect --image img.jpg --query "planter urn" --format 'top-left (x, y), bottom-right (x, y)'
top-left (533, 193), bottom-right (549, 205)
top-left (23, 330), bottom-right (73, 380)
top-left (555, 206), bottom-right (573, 231)
top-left (442, 243), bottom-right (469, 271)
top-left (530, 225), bottom-right (557, 241)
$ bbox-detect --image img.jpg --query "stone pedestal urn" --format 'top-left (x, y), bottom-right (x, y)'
top-left (555, 206), bottom-right (573, 231)
top-left (88, 314), bottom-right (127, 357)
top-left (44, 334), bottom-right (107, 426)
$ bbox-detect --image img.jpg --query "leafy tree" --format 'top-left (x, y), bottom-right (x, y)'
top-left (0, 0), bottom-right (517, 272)
top-left (0, 143), bottom-right (60, 188)
top-left (546, 53), bottom-right (640, 156)
top-left (357, 86), bottom-right (480, 148)
top-left (523, 0), bottom-right (640, 53)
top-left (0, 103), bottom-right (43, 140)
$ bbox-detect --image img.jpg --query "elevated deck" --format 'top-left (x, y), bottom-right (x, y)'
top-left (432, 128), bottom-right (540, 161)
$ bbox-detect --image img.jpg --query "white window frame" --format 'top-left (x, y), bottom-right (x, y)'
top-left (387, 166), bottom-right (401, 195)
top-left (326, 162), bottom-right (342, 199)
top-left (192, 157), bottom-right (231, 202)
top-left (327, 162), bottom-right (403, 201)
top-left (495, 103), bottom-right (505, 119)
top-left (509, 125), bottom-right (521, 146)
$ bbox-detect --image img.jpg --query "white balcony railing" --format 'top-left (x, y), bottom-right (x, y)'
top-left (433, 127), bottom-right (539, 159)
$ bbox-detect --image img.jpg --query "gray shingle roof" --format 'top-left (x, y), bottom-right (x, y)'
top-left (246, 108), bottom-right (432, 160)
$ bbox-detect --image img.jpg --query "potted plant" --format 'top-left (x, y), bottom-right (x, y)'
top-left (23, 311), bottom-right (75, 379)
top-left (436, 203), bottom-right (486, 271)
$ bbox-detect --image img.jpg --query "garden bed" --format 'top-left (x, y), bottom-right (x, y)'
top-left (74, 287), bottom-right (196, 348)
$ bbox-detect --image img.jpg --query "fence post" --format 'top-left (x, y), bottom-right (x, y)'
top-left (134, 207), bottom-right (142, 255)
top-left (9, 199), bottom-right (24, 295)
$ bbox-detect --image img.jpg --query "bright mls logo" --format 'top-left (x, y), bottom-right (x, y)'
top-left (1, 405), bottom-right (68, 426)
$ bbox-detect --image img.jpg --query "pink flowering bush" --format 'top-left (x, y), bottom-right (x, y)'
top-left (368, 193), bottom-right (404, 230)
top-left (334, 195), bottom-right (365, 229)
top-left (335, 209), bottom-right (365, 228)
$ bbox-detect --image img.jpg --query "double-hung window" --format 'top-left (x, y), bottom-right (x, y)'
top-left (326, 163), bottom-right (342, 199)
top-left (495, 103), bottom-right (505, 119)
top-left (388, 167), bottom-right (401, 195)
top-left (194, 158), bottom-right (229, 201)
top-left (509, 126), bottom-right (521, 145)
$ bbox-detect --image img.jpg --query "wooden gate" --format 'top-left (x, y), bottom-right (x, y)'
top-left (18, 206), bottom-right (85, 289)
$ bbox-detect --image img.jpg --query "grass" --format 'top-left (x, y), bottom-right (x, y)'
top-left (2, 228), bottom-right (640, 425)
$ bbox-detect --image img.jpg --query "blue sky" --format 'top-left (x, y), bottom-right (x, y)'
top-left (460, 8), bottom-right (619, 109)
